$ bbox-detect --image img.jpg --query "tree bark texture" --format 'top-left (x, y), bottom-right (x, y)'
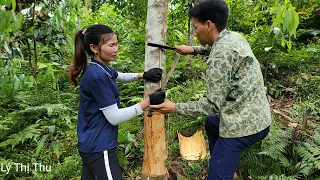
top-left (142, 0), bottom-right (169, 178)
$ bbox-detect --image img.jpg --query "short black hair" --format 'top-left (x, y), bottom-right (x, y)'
top-left (188, 0), bottom-right (229, 32)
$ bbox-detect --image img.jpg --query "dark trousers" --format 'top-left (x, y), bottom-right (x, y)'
top-left (204, 114), bottom-right (269, 180)
top-left (80, 149), bottom-right (123, 180)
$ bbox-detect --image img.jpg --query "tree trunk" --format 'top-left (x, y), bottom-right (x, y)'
top-left (142, 0), bottom-right (169, 179)
top-left (186, 17), bottom-right (194, 73)
top-left (32, 3), bottom-right (38, 83)
top-left (186, 0), bottom-right (198, 73)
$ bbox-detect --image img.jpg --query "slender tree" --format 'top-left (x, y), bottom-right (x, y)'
top-left (142, 0), bottom-right (169, 179)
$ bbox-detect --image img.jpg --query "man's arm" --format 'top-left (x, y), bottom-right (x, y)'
top-left (175, 97), bottom-right (219, 117)
top-left (150, 52), bottom-right (234, 117)
top-left (175, 45), bottom-right (211, 56)
top-left (176, 53), bottom-right (234, 116)
top-left (193, 45), bottom-right (211, 56)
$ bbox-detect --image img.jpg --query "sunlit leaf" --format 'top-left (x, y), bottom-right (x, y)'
top-left (38, 64), bottom-right (47, 69)
top-left (11, 0), bottom-right (16, 10)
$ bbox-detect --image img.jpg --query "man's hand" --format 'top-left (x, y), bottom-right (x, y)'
top-left (174, 45), bottom-right (195, 55)
top-left (149, 99), bottom-right (176, 114)
top-left (149, 89), bottom-right (166, 105)
top-left (143, 68), bottom-right (163, 83)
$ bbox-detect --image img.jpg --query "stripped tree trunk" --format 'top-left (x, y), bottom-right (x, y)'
top-left (142, 0), bottom-right (169, 179)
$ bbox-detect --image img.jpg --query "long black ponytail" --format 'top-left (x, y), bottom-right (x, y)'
top-left (69, 24), bottom-right (115, 86)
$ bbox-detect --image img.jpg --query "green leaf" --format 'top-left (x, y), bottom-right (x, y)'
top-left (34, 29), bottom-right (39, 38)
top-left (26, 76), bottom-right (34, 87)
top-left (0, 11), bottom-right (5, 32)
top-left (291, 9), bottom-right (299, 38)
top-left (11, 0), bottom-right (16, 10)
top-left (281, 38), bottom-right (286, 47)
top-left (58, 5), bottom-right (63, 18)
top-left (118, 130), bottom-right (128, 143)
top-left (53, 78), bottom-right (57, 90)
top-left (18, 74), bottom-right (25, 81)
top-left (43, 125), bottom-right (55, 134)
top-left (173, 29), bottom-right (185, 42)
top-left (36, 134), bottom-right (49, 156)
top-left (5, 0), bottom-right (11, 7)
top-left (125, 142), bottom-right (132, 155)
top-left (70, 0), bottom-right (77, 7)
top-left (12, 12), bottom-right (22, 31)
top-left (51, 141), bottom-right (60, 159)
top-left (0, 124), bottom-right (41, 148)
top-left (287, 8), bottom-right (295, 36)
top-left (14, 77), bottom-right (20, 90)
top-left (48, 66), bottom-right (54, 75)
top-left (5, 11), bottom-right (12, 28)
top-left (38, 64), bottom-right (47, 69)
top-left (287, 38), bottom-right (292, 49)
top-left (3, 41), bottom-right (12, 54)
top-left (0, 0), bottom-right (7, 5)
top-left (275, 6), bottom-right (283, 27)
top-left (282, 9), bottom-right (289, 33)
top-left (117, 151), bottom-right (129, 168)
top-left (0, 77), bottom-right (8, 85)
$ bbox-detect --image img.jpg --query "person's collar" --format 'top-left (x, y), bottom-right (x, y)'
top-left (91, 59), bottom-right (112, 72)
top-left (91, 59), bottom-right (106, 67)
top-left (211, 29), bottom-right (228, 48)
top-left (217, 29), bottom-right (228, 39)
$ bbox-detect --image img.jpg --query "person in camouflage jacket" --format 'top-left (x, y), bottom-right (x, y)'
top-left (150, 0), bottom-right (271, 179)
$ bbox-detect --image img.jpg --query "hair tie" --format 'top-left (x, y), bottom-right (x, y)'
top-left (82, 29), bottom-right (87, 35)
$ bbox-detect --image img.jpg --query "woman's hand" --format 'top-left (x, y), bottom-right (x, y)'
top-left (143, 68), bottom-right (163, 82)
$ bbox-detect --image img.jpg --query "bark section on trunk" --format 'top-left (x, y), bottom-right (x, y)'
top-left (142, 0), bottom-right (169, 178)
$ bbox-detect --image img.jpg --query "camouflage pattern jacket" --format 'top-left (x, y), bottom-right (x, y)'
top-left (175, 29), bottom-right (271, 138)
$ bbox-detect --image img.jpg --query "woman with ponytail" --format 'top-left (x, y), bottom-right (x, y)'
top-left (69, 24), bottom-right (165, 180)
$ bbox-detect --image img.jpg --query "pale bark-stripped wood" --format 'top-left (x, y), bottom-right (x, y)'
top-left (178, 130), bottom-right (207, 160)
top-left (142, 113), bottom-right (167, 179)
top-left (142, 0), bottom-right (169, 179)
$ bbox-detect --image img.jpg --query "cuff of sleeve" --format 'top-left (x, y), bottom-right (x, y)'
top-left (175, 103), bottom-right (183, 114)
top-left (134, 103), bottom-right (143, 115)
top-left (133, 73), bottom-right (139, 80)
top-left (193, 46), bottom-right (200, 54)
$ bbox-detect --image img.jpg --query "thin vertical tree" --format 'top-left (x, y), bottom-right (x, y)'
top-left (142, 0), bottom-right (169, 179)
top-left (186, 0), bottom-right (198, 73)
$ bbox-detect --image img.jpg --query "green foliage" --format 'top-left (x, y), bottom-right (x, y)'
top-left (0, 1), bottom-right (24, 44)
top-left (295, 141), bottom-right (320, 176)
top-left (259, 130), bottom-right (291, 168)
top-left (0, 124), bottom-right (42, 149)
top-left (239, 126), bottom-right (320, 179)
top-left (0, 57), bottom-right (34, 104)
top-left (258, 174), bottom-right (298, 180)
